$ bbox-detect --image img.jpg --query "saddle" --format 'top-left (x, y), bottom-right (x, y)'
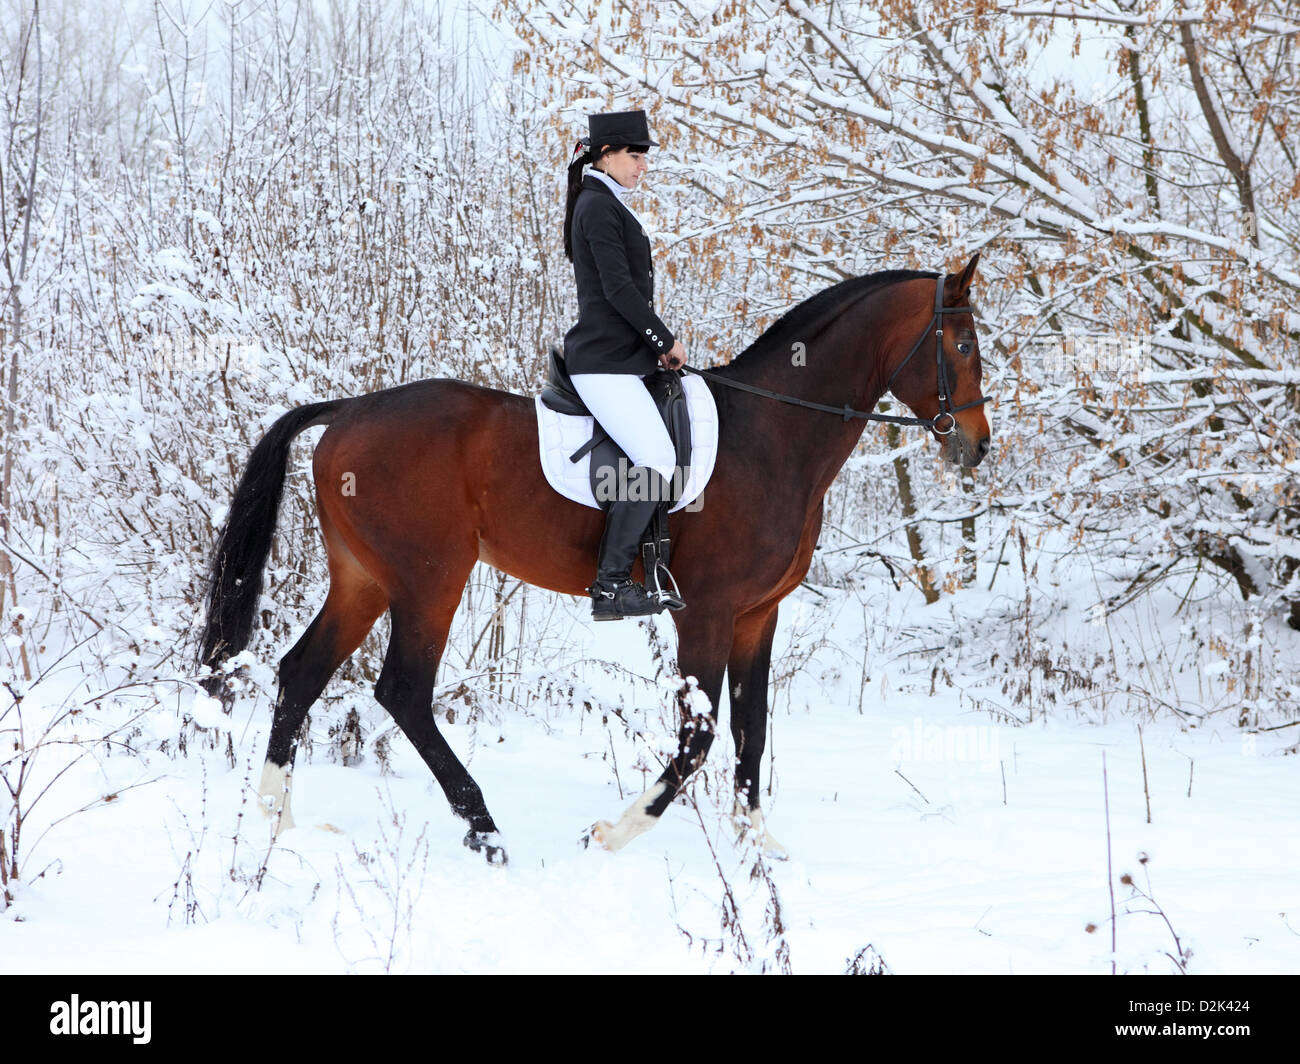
top-left (540, 347), bottom-right (692, 604)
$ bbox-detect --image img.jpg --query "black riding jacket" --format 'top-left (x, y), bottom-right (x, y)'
top-left (563, 173), bottom-right (675, 375)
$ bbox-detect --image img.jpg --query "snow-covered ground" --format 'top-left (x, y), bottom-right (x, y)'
top-left (3, 539), bottom-right (1296, 975)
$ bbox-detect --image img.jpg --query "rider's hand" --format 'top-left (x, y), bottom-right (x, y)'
top-left (660, 340), bottom-right (686, 371)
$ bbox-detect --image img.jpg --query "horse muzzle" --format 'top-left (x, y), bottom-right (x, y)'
top-left (940, 424), bottom-right (991, 467)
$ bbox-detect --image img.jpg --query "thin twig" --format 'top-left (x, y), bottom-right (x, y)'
top-left (1138, 725), bottom-right (1151, 825)
top-left (894, 768), bottom-right (930, 804)
top-left (1103, 752), bottom-right (1116, 976)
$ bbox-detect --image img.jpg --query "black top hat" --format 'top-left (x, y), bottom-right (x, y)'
top-left (587, 110), bottom-right (659, 150)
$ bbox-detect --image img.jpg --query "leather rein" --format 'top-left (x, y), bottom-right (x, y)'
top-left (682, 274), bottom-right (992, 436)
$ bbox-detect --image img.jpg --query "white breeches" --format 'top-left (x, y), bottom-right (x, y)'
top-left (569, 372), bottom-right (677, 484)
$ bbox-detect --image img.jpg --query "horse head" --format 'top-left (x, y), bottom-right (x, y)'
top-left (885, 253), bottom-right (991, 468)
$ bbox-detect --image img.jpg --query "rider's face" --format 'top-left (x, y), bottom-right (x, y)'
top-left (597, 147), bottom-right (649, 189)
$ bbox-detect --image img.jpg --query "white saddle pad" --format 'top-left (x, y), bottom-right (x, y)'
top-left (534, 374), bottom-right (718, 513)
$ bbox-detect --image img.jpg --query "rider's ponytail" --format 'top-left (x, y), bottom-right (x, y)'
top-left (564, 139), bottom-right (593, 261)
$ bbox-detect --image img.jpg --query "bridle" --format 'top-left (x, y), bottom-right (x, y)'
top-left (683, 273), bottom-right (992, 435)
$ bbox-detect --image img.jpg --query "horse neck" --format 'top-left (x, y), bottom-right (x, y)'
top-left (720, 291), bottom-right (901, 496)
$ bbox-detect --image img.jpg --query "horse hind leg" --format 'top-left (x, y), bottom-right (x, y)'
top-left (259, 566), bottom-right (387, 834)
top-left (374, 590), bottom-right (507, 866)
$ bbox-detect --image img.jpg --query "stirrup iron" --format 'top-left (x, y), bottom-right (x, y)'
top-left (641, 531), bottom-right (686, 612)
top-left (646, 557), bottom-right (685, 612)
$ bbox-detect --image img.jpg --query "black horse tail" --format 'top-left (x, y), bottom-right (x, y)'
top-left (199, 400), bottom-right (342, 689)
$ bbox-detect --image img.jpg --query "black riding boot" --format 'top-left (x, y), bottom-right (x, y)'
top-left (589, 468), bottom-right (674, 621)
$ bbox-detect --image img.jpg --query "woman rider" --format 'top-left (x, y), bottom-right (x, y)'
top-left (563, 109), bottom-right (687, 621)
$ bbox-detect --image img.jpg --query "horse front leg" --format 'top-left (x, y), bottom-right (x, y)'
top-left (727, 604), bottom-right (787, 859)
top-left (588, 609), bottom-right (733, 852)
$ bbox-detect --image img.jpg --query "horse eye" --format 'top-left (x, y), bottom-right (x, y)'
top-left (957, 342), bottom-right (972, 356)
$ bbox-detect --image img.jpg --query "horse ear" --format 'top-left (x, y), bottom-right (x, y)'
top-left (947, 253), bottom-right (980, 298)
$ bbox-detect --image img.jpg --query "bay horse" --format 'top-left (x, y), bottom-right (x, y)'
top-left (199, 255), bottom-right (991, 865)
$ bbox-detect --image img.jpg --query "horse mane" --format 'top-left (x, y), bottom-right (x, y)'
top-left (730, 268), bottom-right (938, 365)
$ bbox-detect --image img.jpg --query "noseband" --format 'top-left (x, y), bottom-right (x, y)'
top-left (684, 273), bottom-right (992, 433)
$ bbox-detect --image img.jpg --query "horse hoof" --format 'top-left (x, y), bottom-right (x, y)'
top-left (732, 803), bottom-right (789, 860)
top-left (587, 784), bottom-right (668, 852)
top-left (256, 796), bottom-right (294, 836)
top-left (256, 763), bottom-right (295, 835)
top-left (586, 820), bottom-right (616, 851)
top-left (463, 830), bottom-right (508, 866)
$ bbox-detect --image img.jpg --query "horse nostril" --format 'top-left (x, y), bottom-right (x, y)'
top-left (977, 437), bottom-right (990, 460)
